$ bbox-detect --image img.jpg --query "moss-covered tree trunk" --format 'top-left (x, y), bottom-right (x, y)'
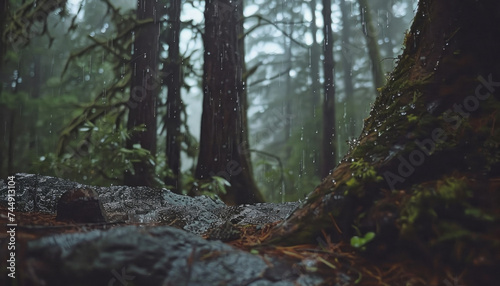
top-left (267, 0), bottom-right (500, 281)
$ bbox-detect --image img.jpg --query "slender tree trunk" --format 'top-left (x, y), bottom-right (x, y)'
top-left (8, 112), bottom-right (15, 174)
top-left (308, 0), bottom-right (322, 177)
top-left (124, 0), bottom-right (161, 186)
top-left (284, 27), bottom-right (293, 159)
top-left (308, 0), bottom-right (321, 106)
top-left (235, 0), bottom-right (258, 202)
top-left (0, 0), bottom-right (7, 177)
top-left (197, 0), bottom-right (264, 205)
top-left (340, 0), bottom-right (355, 139)
top-left (320, 0), bottom-right (337, 178)
top-left (164, 0), bottom-right (182, 193)
top-left (29, 55), bottom-right (41, 150)
top-left (358, 0), bottom-right (386, 91)
top-left (267, 3), bottom-right (500, 283)
top-left (382, 1), bottom-right (395, 60)
top-left (0, 0), bottom-right (6, 68)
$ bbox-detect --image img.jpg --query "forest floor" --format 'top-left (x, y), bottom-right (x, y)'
top-left (0, 204), bottom-right (466, 286)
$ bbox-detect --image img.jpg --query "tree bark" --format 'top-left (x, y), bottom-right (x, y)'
top-left (164, 0), bottom-right (183, 193)
top-left (320, 0), bottom-right (337, 178)
top-left (308, 0), bottom-right (321, 107)
top-left (358, 0), bottom-right (386, 91)
top-left (124, 0), bottom-right (161, 186)
top-left (197, 0), bottom-right (264, 205)
top-left (29, 55), bottom-right (41, 150)
top-left (0, 0), bottom-right (6, 178)
top-left (283, 26), bottom-right (293, 159)
top-left (0, 0), bottom-right (6, 67)
top-left (339, 0), bottom-right (355, 139)
top-left (267, 2), bottom-right (500, 282)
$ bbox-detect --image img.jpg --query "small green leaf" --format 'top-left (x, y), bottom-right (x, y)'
top-left (350, 236), bottom-right (362, 248)
top-left (350, 232), bottom-right (376, 248)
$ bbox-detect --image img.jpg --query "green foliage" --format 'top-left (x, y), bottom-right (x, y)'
top-left (34, 118), bottom-right (159, 186)
top-left (350, 232), bottom-right (376, 249)
top-left (184, 174), bottom-right (230, 200)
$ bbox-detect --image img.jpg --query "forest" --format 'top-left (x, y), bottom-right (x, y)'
top-left (0, 0), bottom-right (415, 203)
top-left (1, 0), bottom-right (499, 285)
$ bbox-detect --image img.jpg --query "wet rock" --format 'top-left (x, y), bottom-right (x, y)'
top-left (227, 202), bottom-right (299, 225)
top-left (0, 174), bottom-right (323, 285)
top-left (55, 188), bottom-right (107, 223)
top-left (25, 225), bottom-right (324, 286)
top-left (0, 174), bottom-right (300, 237)
top-left (0, 173), bottom-right (86, 213)
top-left (206, 221), bottom-right (241, 241)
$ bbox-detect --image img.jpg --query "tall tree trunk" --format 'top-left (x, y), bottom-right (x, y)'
top-left (320, 0), bottom-right (337, 178)
top-left (197, 0), bottom-right (264, 205)
top-left (235, 0), bottom-right (257, 202)
top-left (164, 0), bottom-right (182, 193)
top-left (29, 55), bottom-right (41, 150)
top-left (308, 0), bottom-right (321, 106)
top-left (267, 2), bottom-right (500, 283)
top-left (358, 0), bottom-right (386, 91)
top-left (308, 0), bottom-right (321, 177)
top-left (284, 26), bottom-right (293, 159)
top-left (339, 0), bottom-right (355, 139)
top-left (0, 0), bottom-right (7, 178)
top-left (124, 0), bottom-right (161, 186)
top-left (0, 0), bottom-right (6, 68)
top-left (382, 0), bottom-right (395, 61)
top-left (7, 111), bottom-right (15, 174)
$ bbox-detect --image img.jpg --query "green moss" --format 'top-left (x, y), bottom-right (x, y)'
top-left (343, 159), bottom-right (383, 197)
top-left (398, 176), bottom-right (500, 265)
top-left (400, 177), bottom-right (471, 231)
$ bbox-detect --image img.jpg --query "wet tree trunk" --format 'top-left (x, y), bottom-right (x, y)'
top-left (7, 112), bottom-right (15, 174)
top-left (308, 0), bottom-right (321, 106)
top-left (29, 55), bottom-right (41, 149)
top-left (164, 0), bottom-right (182, 193)
top-left (0, 105), bottom-right (5, 177)
top-left (124, 0), bottom-right (161, 186)
top-left (339, 0), bottom-right (355, 139)
top-left (197, 0), bottom-right (264, 205)
top-left (284, 26), bottom-right (293, 159)
top-left (0, 0), bottom-right (6, 67)
top-left (0, 0), bottom-right (6, 178)
top-left (267, 1), bottom-right (500, 282)
top-left (320, 0), bottom-right (337, 178)
top-left (358, 0), bottom-right (386, 91)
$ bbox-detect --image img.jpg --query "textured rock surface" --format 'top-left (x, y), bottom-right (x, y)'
top-left (1, 174), bottom-right (324, 285)
top-left (25, 226), bottom-right (324, 286)
top-left (0, 173), bottom-right (299, 236)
